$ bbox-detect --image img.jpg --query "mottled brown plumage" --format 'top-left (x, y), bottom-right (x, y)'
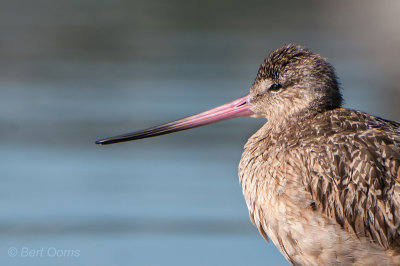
top-left (239, 44), bottom-right (400, 265)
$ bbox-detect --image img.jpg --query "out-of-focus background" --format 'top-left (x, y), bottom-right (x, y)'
top-left (1, 0), bottom-right (400, 265)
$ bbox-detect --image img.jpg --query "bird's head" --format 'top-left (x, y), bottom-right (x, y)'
top-left (96, 44), bottom-right (342, 145)
top-left (249, 44), bottom-right (342, 122)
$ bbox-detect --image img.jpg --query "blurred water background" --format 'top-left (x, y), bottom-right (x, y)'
top-left (1, 0), bottom-right (400, 265)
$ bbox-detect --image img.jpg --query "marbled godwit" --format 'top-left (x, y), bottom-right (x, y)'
top-left (96, 44), bottom-right (400, 265)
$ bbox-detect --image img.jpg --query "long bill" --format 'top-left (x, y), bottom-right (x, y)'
top-left (95, 94), bottom-right (253, 145)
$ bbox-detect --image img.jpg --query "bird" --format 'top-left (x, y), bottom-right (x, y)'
top-left (96, 44), bottom-right (400, 265)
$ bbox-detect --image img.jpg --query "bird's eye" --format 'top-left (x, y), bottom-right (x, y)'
top-left (268, 83), bottom-right (283, 93)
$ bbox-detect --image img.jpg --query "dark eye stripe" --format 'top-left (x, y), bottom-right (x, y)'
top-left (268, 83), bottom-right (282, 92)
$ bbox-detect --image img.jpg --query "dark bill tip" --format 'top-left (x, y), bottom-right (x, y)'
top-left (95, 123), bottom-right (178, 145)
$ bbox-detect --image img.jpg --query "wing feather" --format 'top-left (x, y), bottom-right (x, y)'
top-left (303, 115), bottom-right (400, 249)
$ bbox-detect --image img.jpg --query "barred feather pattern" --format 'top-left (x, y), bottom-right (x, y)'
top-left (239, 108), bottom-right (400, 265)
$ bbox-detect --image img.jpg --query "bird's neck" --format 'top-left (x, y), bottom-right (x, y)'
top-left (271, 107), bottom-right (323, 133)
top-left (247, 106), bottom-right (337, 149)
